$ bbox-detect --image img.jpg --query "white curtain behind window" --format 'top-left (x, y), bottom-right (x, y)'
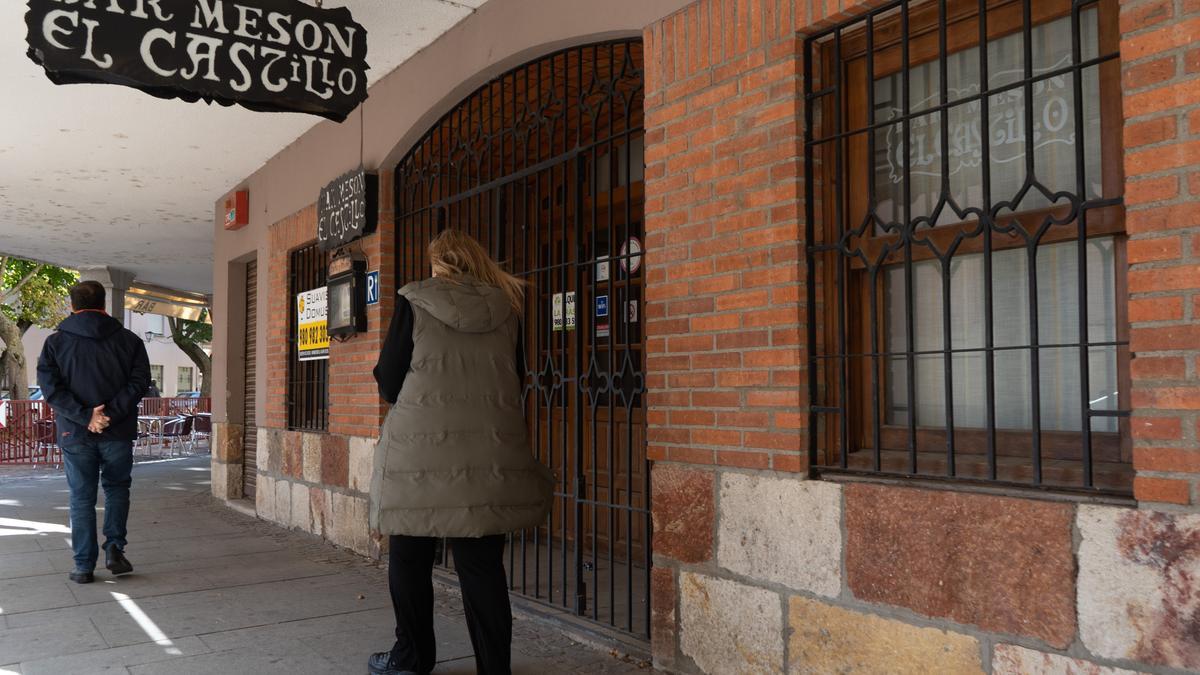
top-left (885, 237), bottom-right (1118, 433)
top-left (176, 367), bottom-right (194, 394)
top-left (866, 9), bottom-right (1116, 434)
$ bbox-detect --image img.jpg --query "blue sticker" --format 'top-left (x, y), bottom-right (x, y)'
top-left (595, 294), bottom-right (609, 317)
top-left (365, 270), bottom-right (380, 305)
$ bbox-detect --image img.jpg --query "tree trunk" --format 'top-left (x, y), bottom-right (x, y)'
top-left (0, 264), bottom-right (42, 396)
top-left (0, 311), bottom-right (29, 399)
top-left (169, 317), bottom-right (212, 398)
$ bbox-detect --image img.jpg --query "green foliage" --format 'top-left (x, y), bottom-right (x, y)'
top-left (1, 258), bottom-right (77, 330)
top-left (172, 310), bottom-right (212, 344)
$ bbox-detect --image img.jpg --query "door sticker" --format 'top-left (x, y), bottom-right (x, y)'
top-left (595, 256), bottom-right (610, 282)
top-left (620, 236), bottom-right (643, 275)
top-left (553, 293), bottom-right (564, 331)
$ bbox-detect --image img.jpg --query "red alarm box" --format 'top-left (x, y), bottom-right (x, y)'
top-left (224, 190), bottom-right (249, 230)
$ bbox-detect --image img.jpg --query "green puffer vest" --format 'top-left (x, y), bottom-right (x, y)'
top-left (369, 277), bottom-right (554, 538)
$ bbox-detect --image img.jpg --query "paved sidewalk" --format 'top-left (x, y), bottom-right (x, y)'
top-left (0, 457), bottom-right (649, 674)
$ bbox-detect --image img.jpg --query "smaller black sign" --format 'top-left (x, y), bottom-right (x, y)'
top-left (318, 169), bottom-right (377, 251)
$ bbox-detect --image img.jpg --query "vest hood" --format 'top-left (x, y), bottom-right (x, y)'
top-left (400, 277), bottom-right (513, 334)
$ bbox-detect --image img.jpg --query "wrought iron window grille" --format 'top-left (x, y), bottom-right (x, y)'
top-left (804, 0), bottom-right (1131, 496)
top-left (287, 243), bottom-right (330, 432)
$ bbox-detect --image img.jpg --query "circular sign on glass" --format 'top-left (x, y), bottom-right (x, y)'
top-left (619, 237), bottom-right (643, 275)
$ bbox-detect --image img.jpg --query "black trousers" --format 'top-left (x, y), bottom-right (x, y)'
top-left (388, 534), bottom-right (512, 675)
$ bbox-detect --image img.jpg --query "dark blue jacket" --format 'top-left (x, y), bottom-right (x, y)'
top-left (36, 311), bottom-right (151, 445)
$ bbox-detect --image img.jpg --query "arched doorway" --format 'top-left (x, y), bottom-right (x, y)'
top-left (393, 40), bottom-right (650, 638)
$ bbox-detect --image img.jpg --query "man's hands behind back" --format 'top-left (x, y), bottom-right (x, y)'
top-left (88, 405), bottom-right (110, 434)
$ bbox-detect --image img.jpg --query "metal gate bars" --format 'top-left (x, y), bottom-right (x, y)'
top-left (394, 40), bottom-right (652, 638)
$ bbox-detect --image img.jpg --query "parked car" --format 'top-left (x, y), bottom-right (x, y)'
top-left (27, 386), bottom-right (43, 400)
top-left (177, 391), bottom-right (201, 399)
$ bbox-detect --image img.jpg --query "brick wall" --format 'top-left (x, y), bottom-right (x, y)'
top-left (263, 175), bottom-right (394, 436)
top-left (643, 0), bottom-right (809, 479)
top-left (328, 171), bottom-right (395, 439)
top-left (263, 205), bottom-right (315, 431)
top-left (642, 0), bottom-right (1200, 673)
top-left (249, 171), bottom-right (397, 557)
top-left (1121, 0), bottom-right (1200, 507)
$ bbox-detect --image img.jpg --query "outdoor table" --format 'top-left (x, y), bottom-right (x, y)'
top-left (137, 415), bottom-right (177, 453)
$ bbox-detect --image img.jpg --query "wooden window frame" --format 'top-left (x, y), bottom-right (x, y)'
top-left (810, 0), bottom-right (1132, 492)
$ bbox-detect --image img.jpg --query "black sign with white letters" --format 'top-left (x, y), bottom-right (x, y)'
top-left (25, 0), bottom-right (370, 122)
top-left (318, 169), bottom-right (377, 251)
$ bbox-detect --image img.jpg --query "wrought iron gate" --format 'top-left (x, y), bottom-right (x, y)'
top-left (394, 41), bottom-right (651, 638)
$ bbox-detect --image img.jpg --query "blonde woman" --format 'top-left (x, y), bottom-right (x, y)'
top-left (368, 229), bottom-right (553, 675)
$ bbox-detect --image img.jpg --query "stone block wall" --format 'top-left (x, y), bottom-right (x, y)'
top-left (642, 0), bottom-right (1200, 673)
top-left (652, 468), bottom-right (1200, 673)
top-left (210, 421), bottom-right (244, 501)
top-left (252, 429), bottom-right (379, 557)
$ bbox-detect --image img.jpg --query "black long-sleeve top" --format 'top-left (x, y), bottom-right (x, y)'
top-left (372, 296), bottom-right (525, 404)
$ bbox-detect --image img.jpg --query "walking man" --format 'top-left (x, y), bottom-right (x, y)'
top-left (37, 280), bottom-right (150, 584)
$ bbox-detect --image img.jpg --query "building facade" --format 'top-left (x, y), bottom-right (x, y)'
top-left (209, 0), bottom-right (1200, 672)
top-left (23, 310), bottom-right (204, 396)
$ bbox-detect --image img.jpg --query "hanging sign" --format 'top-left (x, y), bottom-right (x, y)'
top-left (318, 170), bottom-right (377, 250)
top-left (565, 291), bottom-right (576, 331)
top-left (24, 0), bottom-right (370, 122)
top-left (296, 287), bottom-right (328, 361)
top-left (620, 237), bottom-right (643, 275)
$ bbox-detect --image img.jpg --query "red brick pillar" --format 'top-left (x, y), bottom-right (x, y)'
top-left (264, 207), bottom-right (318, 431)
top-left (1121, 0), bottom-right (1200, 507)
top-left (328, 170), bottom-right (394, 439)
top-left (642, 1), bottom-right (807, 667)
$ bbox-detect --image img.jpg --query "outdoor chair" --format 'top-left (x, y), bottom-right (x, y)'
top-left (135, 418), bottom-right (158, 455)
top-left (190, 414), bottom-right (212, 451)
top-left (160, 415), bottom-right (194, 456)
top-left (33, 418), bottom-right (59, 466)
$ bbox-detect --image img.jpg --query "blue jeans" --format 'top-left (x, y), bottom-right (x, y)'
top-left (61, 439), bottom-right (133, 571)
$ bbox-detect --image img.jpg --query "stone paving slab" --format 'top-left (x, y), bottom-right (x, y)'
top-left (0, 617), bottom-right (110, 665)
top-left (0, 571), bottom-right (81, 614)
top-left (0, 456), bottom-right (649, 674)
top-left (18, 636), bottom-right (212, 675)
top-left (125, 637), bottom-right (338, 675)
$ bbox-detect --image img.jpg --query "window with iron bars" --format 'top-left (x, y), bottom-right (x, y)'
top-left (804, 0), bottom-right (1131, 496)
top-left (176, 366), bottom-right (194, 394)
top-left (287, 243), bottom-right (329, 432)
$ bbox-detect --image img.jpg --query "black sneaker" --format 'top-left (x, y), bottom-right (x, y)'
top-left (106, 547), bottom-right (133, 575)
top-left (367, 651), bottom-right (421, 675)
top-left (68, 569), bottom-right (94, 584)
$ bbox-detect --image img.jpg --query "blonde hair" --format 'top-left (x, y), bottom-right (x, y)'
top-left (428, 229), bottom-right (525, 312)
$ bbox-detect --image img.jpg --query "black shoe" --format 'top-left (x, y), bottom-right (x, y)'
top-left (68, 569), bottom-right (94, 584)
top-left (106, 547), bottom-right (133, 575)
top-left (367, 651), bottom-right (421, 675)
